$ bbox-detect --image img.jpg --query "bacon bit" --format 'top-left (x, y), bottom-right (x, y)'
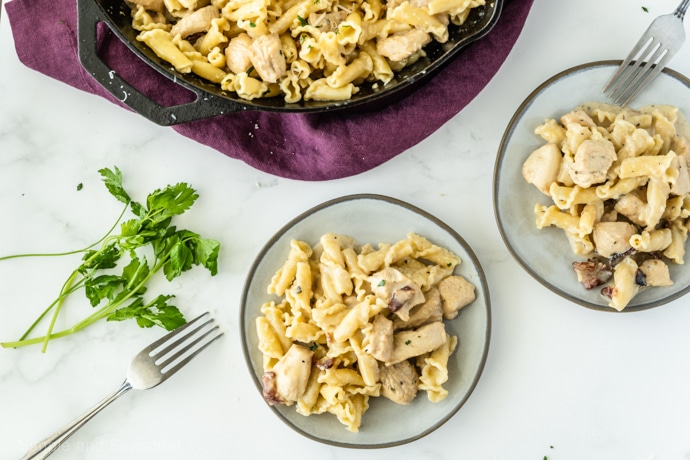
top-left (601, 285), bottom-right (615, 300)
top-left (572, 258), bottom-right (613, 289)
top-left (315, 357), bottom-right (334, 370)
top-left (388, 285), bottom-right (415, 312)
top-left (261, 371), bottom-right (284, 406)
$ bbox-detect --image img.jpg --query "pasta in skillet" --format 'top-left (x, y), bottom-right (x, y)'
top-left (522, 102), bottom-right (690, 310)
top-left (125, 0), bottom-right (485, 103)
top-left (255, 233), bottom-right (476, 432)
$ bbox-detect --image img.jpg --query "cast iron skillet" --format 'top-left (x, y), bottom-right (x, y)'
top-left (77, 0), bottom-right (503, 126)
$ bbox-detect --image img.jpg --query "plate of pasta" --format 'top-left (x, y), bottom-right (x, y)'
top-left (240, 194), bottom-right (490, 447)
top-left (494, 60), bottom-right (690, 312)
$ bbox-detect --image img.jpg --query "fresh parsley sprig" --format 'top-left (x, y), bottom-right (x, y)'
top-left (0, 167), bottom-right (220, 352)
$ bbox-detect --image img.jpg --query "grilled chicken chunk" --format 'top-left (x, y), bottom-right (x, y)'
top-left (571, 139), bottom-right (617, 188)
top-left (261, 344), bottom-right (313, 406)
top-left (170, 6), bottom-right (219, 38)
top-left (388, 321), bottom-right (447, 365)
top-left (522, 143), bottom-right (562, 195)
top-left (364, 314), bottom-right (394, 362)
top-left (639, 259), bottom-right (673, 287)
top-left (437, 275), bottom-right (475, 320)
top-left (250, 33), bottom-right (287, 83)
top-left (392, 287), bottom-right (443, 330)
top-left (376, 29), bottom-right (431, 62)
top-left (379, 360), bottom-right (419, 404)
top-left (592, 221), bottom-right (637, 258)
top-left (369, 267), bottom-right (425, 321)
top-left (225, 33), bottom-right (254, 75)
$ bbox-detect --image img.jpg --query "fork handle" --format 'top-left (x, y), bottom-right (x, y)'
top-left (20, 380), bottom-right (133, 460)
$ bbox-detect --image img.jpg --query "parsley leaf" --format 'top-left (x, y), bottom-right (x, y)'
top-left (107, 295), bottom-right (185, 331)
top-left (84, 275), bottom-right (125, 307)
top-left (98, 166), bottom-right (131, 205)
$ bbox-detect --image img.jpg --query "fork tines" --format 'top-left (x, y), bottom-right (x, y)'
top-left (148, 312), bottom-right (224, 376)
top-left (602, 6), bottom-right (687, 106)
top-left (603, 37), bottom-right (672, 106)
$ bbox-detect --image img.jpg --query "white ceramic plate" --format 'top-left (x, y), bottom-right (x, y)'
top-left (240, 194), bottom-right (491, 447)
top-left (494, 60), bottom-right (690, 312)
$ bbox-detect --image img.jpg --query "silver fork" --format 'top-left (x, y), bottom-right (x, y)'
top-left (602, 0), bottom-right (689, 106)
top-left (20, 312), bottom-right (223, 460)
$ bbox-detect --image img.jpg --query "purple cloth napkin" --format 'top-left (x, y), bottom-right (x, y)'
top-left (6, 0), bottom-right (532, 180)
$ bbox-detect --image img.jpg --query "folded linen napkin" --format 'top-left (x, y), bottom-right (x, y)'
top-left (5, 0), bottom-right (533, 180)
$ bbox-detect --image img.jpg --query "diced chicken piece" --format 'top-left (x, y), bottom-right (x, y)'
top-left (437, 275), bottom-right (475, 320)
top-left (376, 29), bottom-right (431, 62)
top-left (308, 10), bottom-right (348, 33)
top-left (225, 33), bottom-right (254, 75)
top-left (522, 143), bottom-right (562, 195)
top-left (392, 287), bottom-right (443, 330)
top-left (261, 344), bottom-right (313, 406)
top-left (572, 258), bottom-right (612, 289)
top-left (614, 193), bottom-right (646, 226)
top-left (379, 360), bottom-right (418, 405)
top-left (250, 33), bottom-right (287, 84)
top-left (387, 321), bottom-right (447, 365)
top-left (369, 267), bottom-right (425, 322)
top-left (129, 0), bottom-right (165, 12)
top-left (560, 109), bottom-right (595, 128)
top-left (170, 5), bottom-right (219, 38)
top-left (639, 259), bottom-right (674, 287)
top-left (364, 314), bottom-right (394, 362)
top-left (571, 139), bottom-right (617, 188)
top-left (593, 221), bottom-right (637, 258)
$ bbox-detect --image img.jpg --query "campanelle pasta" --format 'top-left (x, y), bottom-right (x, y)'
top-left (522, 102), bottom-right (690, 310)
top-left (256, 233), bottom-right (475, 431)
top-left (125, 0), bottom-right (484, 103)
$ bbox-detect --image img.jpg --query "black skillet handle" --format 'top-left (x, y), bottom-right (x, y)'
top-left (76, 0), bottom-right (243, 126)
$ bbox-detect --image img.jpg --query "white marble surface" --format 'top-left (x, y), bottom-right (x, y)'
top-left (1, 1), bottom-right (690, 459)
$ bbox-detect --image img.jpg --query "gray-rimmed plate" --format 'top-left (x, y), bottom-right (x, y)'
top-left (240, 194), bottom-right (491, 447)
top-left (494, 60), bottom-right (690, 312)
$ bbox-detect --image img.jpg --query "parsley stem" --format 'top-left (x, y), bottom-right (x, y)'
top-left (0, 203), bottom-right (128, 262)
top-left (18, 276), bottom-right (86, 341)
top-left (69, 259), bottom-right (163, 332)
top-left (41, 269), bottom-right (82, 353)
top-left (0, 328), bottom-right (76, 348)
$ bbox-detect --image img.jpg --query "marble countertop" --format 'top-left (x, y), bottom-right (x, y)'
top-left (2, 1), bottom-right (690, 459)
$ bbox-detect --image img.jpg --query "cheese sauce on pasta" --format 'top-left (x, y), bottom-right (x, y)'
top-left (254, 232), bottom-right (476, 431)
top-left (125, 0), bottom-right (485, 103)
top-left (522, 102), bottom-right (690, 310)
